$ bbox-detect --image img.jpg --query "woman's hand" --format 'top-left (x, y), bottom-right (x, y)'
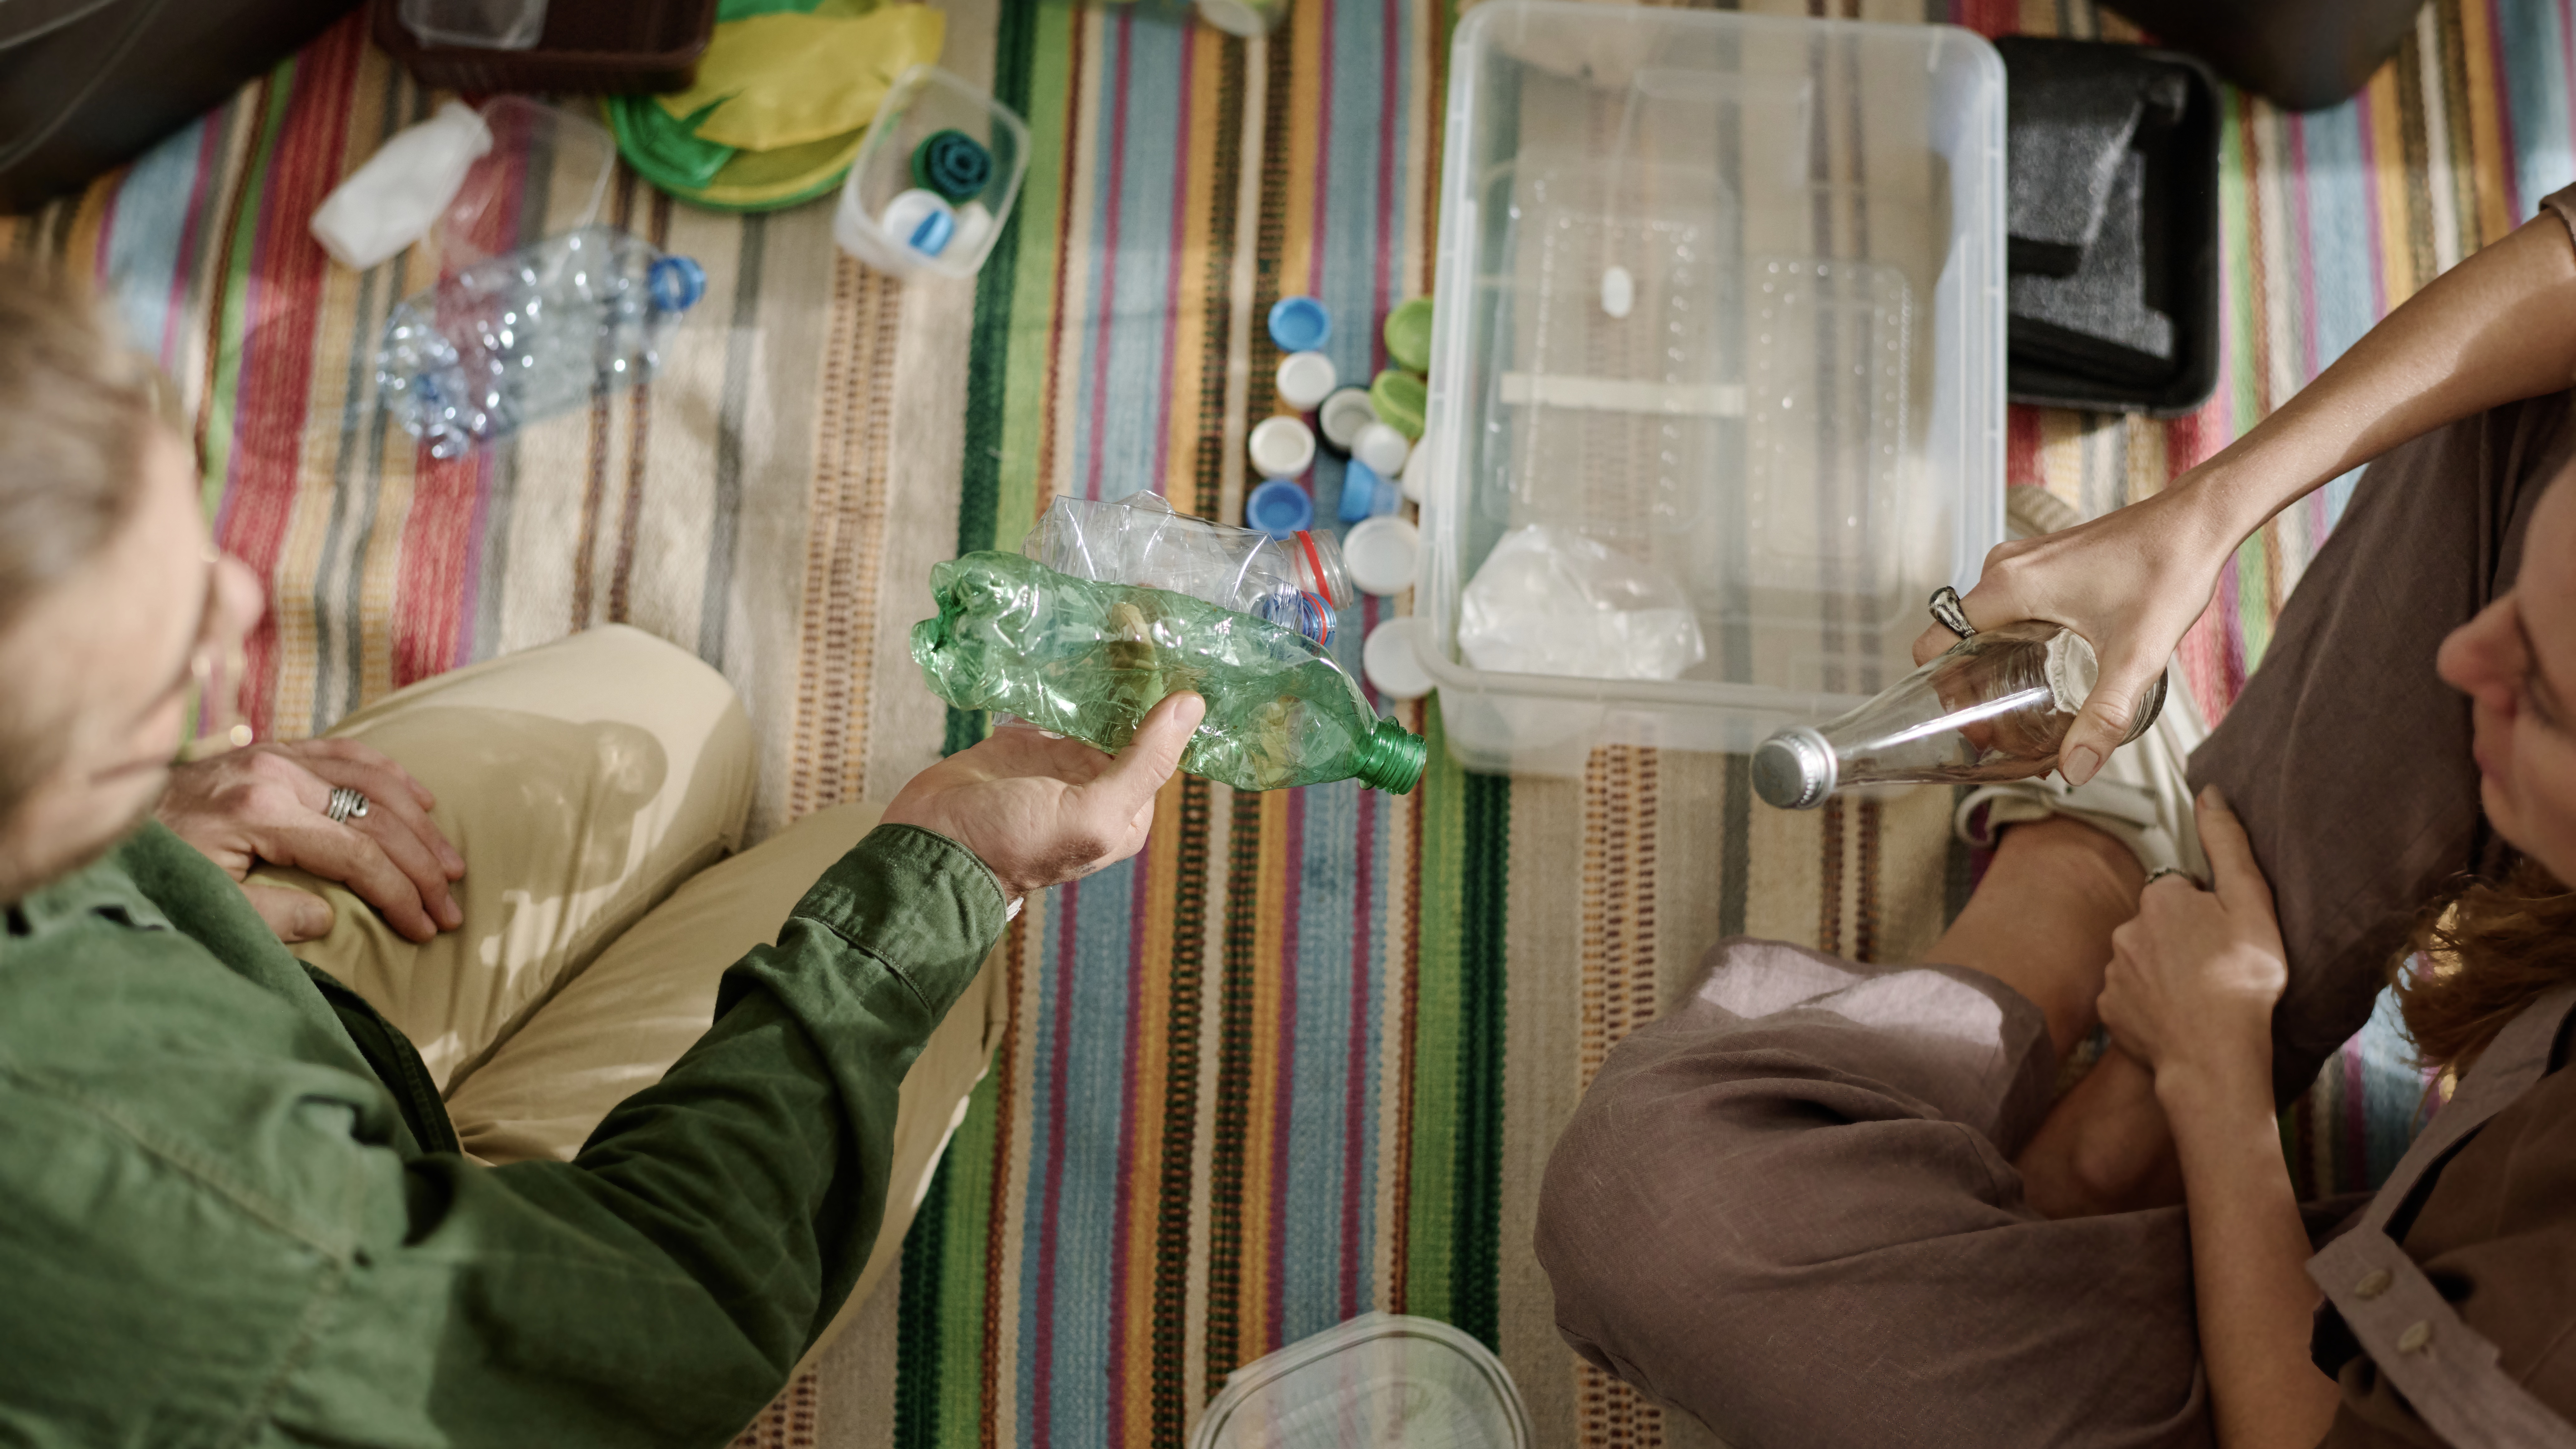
top-left (883, 692), bottom-right (1207, 902)
top-left (1911, 482), bottom-right (2238, 785)
top-left (2098, 786), bottom-right (2288, 1081)
top-left (157, 740), bottom-right (466, 944)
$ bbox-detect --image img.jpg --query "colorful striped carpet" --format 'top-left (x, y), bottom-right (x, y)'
top-left (6, 0), bottom-right (2569, 1445)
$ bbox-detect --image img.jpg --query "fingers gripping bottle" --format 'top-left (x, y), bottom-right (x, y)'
top-left (912, 551), bottom-right (1426, 794)
top-left (1750, 591), bottom-right (2167, 809)
top-left (1019, 490), bottom-right (1353, 644)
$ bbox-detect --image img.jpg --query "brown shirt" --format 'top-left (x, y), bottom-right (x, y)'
top-left (2320, 1025), bottom-right (2576, 1445)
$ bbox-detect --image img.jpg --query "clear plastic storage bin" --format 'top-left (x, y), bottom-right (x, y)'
top-left (1417, 1), bottom-right (2006, 775)
top-left (834, 65), bottom-right (1029, 280)
top-left (1191, 1314), bottom-right (1530, 1449)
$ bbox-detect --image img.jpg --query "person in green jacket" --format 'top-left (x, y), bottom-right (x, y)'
top-left (0, 263), bottom-right (1206, 1444)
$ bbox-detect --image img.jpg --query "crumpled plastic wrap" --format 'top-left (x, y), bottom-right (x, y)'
top-left (1456, 525), bottom-right (1706, 682)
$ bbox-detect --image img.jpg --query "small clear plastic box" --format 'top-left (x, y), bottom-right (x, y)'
top-left (1191, 1314), bottom-right (1531, 1449)
top-left (1416, 1), bottom-right (2006, 774)
top-left (834, 66), bottom-right (1030, 280)
top-left (399, 0), bottom-right (549, 50)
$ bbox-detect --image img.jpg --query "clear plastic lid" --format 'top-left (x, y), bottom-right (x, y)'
top-left (1192, 1314), bottom-right (1531, 1449)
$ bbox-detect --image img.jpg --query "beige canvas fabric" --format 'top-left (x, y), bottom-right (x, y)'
top-left (253, 624), bottom-right (1002, 1366)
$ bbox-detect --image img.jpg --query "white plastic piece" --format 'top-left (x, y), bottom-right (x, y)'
top-left (1343, 516), bottom-right (1420, 597)
top-left (1275, 350), bottom-right (1337, 411)
top-left (1457, 524), bottom-right (1706, 681)
top-left (880, 189), bottom-right (958, 257)
top-left (1498, 373), bottom-right (1746, 416)
top-left (1194, 1312), bottom-right (1529, 1449)
top-left (1353, 421), bottom-right (1410, 478)
top-left (1247, 415), bottom-right (1317, 479)
top-left (310, 100), bottom-right (493, 270)
top-left (1194, 0), bottom-right (1286, 38)
top-left (1600, 264), bottom-right (1635, 318)
top-left (1319, 387), bottom-right (1378, 449)
top-left (1400, 433), bottom-right (1432, 504)
top-left (1364, 617), bottom-right (1434, 701)
top-left (950, 201), bottom-right (994, 258)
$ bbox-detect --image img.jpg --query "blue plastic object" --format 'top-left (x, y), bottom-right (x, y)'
top-left (908, 207), bottom-right (955, 256)
top-left (1336, 459), bottom-right (1382, 524)
top-left (1246, 478), bottom-right (1315, 539)
top-left (1268, 295), bottom-right (1330, 353)
top-left (648, 256), bottom-right (707, 312)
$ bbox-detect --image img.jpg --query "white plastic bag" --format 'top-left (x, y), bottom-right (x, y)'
top-left (1456, 524), bottom-right (1706, 681)
top-left (310, 100), bottom-right (493, 270)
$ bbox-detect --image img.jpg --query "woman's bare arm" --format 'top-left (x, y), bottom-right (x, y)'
top-left (1922, 212), bottom-right (2576, 787)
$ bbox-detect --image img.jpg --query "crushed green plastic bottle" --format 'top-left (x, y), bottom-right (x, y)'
top-left (912, 551), bottom-right (1427, 794)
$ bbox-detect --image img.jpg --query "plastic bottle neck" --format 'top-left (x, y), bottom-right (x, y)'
top-left (1354, 718), bottom-right (1428, 794)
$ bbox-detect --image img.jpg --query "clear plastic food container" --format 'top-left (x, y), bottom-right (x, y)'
top-left (1191, 1314), bottom-right (1530, 1449)
top-left (1417, 0), bottom-right (2006, 774)
top-left (833, 65), bottom-right (1030, 281)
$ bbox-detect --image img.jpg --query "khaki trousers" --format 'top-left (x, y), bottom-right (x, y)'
top-left (252, 624), bottom-right (1002, 1369)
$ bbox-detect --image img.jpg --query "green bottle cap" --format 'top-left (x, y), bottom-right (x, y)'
top-left (1382, 296), bottom-right (1434, 372)
top-left (1355, 717), bottom-right (1428, 794)
top-left (1369, 368), bottom-right (1426, 441)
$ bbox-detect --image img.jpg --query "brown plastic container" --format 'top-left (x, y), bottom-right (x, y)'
top-left (370, 0), bottom-right (716, 95)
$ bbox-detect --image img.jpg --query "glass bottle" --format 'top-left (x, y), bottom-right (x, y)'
top-left (1750, 619), bottom-right (2166, 809)
top-left (913, 551), bottom-right (1427, 794)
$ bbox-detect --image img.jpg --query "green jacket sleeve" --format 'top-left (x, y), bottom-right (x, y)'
top-left (284, 824), bottom-right (1005, 1447)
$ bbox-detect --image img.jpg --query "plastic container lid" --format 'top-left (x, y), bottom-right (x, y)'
top-left (1277, 351), bottom-right (1338, 411)
top-left (1353, 421), bottom-right (1410, 479)
top-left (1364, 617), bottom-right (1434, 701)
top-left (1382, 296), bottom-right (1434, 372)
top-left (1246, 478), bottom-right (1315, 539)
top-left (1400, 433), bottom-right (1432, 504)
top-left (1344, 516), bottom-right (1420, 597)
top-left (1336, 459), bottom-right (1382, 524)
top-left (1191, 1312), bottom-right (1529, 1449)
top-left (1319, 387), bottom-right (1378, 450)
top-left (1368, 369), bottom-right (1426, 441)
top-left (1268, 295), bottom-right (1331, 353)
top-left (1249, 415), bottom-right (1318, 479)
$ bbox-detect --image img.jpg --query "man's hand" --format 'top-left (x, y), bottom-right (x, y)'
top-left (157, 740), bottom-right (466, 944)
top-left (2098, 787), bottom-right (2288, 1082)
top-left (1909, 484), bottom-right (2233, 786)
top-left (884, 692), bottom-right (1207, 902)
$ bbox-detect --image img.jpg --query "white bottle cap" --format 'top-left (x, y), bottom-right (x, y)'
top-left (1343, 515), bottom-right (1419, 596)
top-left (1248, 414), bottom-right (1317, 479)
top-left (1319, 387), bottom-right (1378, 449)
top-left (1276, 350), bottom-right (1337, 411)
top-left (1364, 616), bottom-right (1434, 701)
top-left (880, 188), bottom-right (958, 257)
top-left (1400, 432), bottom-right (1432, 503)
top-left (1353, 420), bottom-right (1410, 478)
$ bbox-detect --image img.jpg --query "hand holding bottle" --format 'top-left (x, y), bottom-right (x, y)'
top-left (1908, 482), bottom-right (2232, 785)
top-left (883, 691), bottom-right (1207, 901)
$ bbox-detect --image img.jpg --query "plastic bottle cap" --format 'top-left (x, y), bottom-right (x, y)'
top-left (1319, 387), bottom-right (1378, 449)
top-left (1364, 616), bottom-right (1434, 701)
top-left (1248, 414), bottom-right (1317, 478)
top-left (1353, 421), bottom-right (1410, 478)
top-left (1268, 295), bottom-right (1330, 353)
top-left (1382, 296), bottom-right (1434, 372)
top-left (1343, 515), bottom-right (1419, 596)
top-left (1245, 478), bottom-right (1314, 539)
top-left (1400, 433), bottom-right (1432, 504)
top-left (881, 189), bottom-right (958, 257)
top-left (950, 201), bottom-right (994, 258)
top-left (1195, 0), bottom-right (1286, 36)
top-left (912, 128), bottom-right (994, 202)
top-left (1276, 350), bottom-right (1338, 411)
top-left (1354, 717), bottom-right (1429, 794)
top-left (1337, 458), bottom-right (1382, 524)
top-left (1368, 369), bottom-right (1426, 440)
top-left (1289, 527), bottom-right (1353, 610)
top-left (649, 256), bottom-right (707, 311)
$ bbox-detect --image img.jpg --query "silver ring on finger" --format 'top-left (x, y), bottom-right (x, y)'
top-left (325, 787), bottom-right (371, 824)
top-left (2142, 865), bottom-right (2201, 889)
top-left (1928, 586), bottom-right (1977, 640)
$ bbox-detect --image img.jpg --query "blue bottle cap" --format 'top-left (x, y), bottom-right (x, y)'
top-left (648, 256), bottom-right (707, 312)
top-left (908, 206), bottom-right (955, 256)
top-left (1267, 295), bottom-right (1330, 353)
top-left (1336, 458), bottom-right (1380, 524)
top-left (1246, 477), bottom-right (1315, 539)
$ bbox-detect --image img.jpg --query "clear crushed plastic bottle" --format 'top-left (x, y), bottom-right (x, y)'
top-left (377, 225), bottom-right (705, 458)
top-left (1021, 491), bottom-right (1352, 644)
top-left (1751, 618), bottom-right (2166, 809)
top-left (913, 551), bottom-right (1426, 794)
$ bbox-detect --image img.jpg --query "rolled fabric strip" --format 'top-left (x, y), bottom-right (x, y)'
top-left (911, 128), bottom-right (994, 202)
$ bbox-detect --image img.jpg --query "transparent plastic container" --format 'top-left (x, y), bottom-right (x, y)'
top-left (834, 66), bottom-right (1030, 280)
top-left (1415, 1), bottom-right (2006, 774)
top-left (1023, 491), bottom-right (1354, 644)
top-left (400, 0), bottom-right (549, 50)
top-left (1192, 1313), bottom-right (1530, 1449)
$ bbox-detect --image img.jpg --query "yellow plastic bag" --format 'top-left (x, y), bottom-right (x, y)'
top-left (658, 5), bottom-right (945, 153)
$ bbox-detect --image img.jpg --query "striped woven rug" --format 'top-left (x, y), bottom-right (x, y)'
top-left (6, 0), bottom-right (2569, 1446)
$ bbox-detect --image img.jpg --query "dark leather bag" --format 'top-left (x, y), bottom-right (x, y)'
top-left (0, 0), bottom-right (359, 213)
top-left (2106, 0), bottom-right (2425, 111)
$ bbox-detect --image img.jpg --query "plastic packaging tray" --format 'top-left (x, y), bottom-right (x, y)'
top-left (1416, 0), bottom-right (2007, 775)
top-left (370, 0), bottom-right (716, 94)
top-left (1192, 1314), bottom-right (1530, 1449)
